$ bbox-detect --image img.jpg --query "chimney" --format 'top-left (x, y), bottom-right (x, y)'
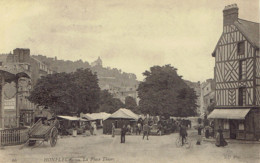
top-left (223, 4), bottom-right (239, 26)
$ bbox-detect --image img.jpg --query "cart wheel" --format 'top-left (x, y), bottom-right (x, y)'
top-left (184, 138), bottom-right (192, 149)
top-left (175, 136), bottom-right (182, 148)
top-left (50, 127), bottom-right (58, 147)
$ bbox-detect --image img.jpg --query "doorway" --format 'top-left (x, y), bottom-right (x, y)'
top-left (229, 120), bottom-right (238, 139)
top-left (115, 120), bottom-right (118, 128)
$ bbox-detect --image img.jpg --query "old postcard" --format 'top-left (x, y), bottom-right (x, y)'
top-left (0, 0), bottom-right (259, 163)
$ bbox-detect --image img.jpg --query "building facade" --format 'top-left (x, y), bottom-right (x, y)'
top-left (0, 48), bottom-right (55, 127)
top-left (209, 4), bottom-right (260, 140)
top-left (200, 79), bottom-right (215, 115)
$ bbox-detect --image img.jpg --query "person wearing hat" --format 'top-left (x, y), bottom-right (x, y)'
top-left (121, 125), bottom-right (127, 143)
top-left (143, 123), bottom-right (150, 140)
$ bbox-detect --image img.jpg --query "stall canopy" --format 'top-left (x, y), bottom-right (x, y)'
top-left (81, 112), bottom-right (111, 121)
top-left (106, 108), bottom-right (139, 120)
top-left (208, 109), bottom-right (250, 120)
top-left (57, 115), bottom-right (88, 121)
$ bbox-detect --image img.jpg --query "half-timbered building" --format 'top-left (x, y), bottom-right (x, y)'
top-left (208, 4), bottom-right (260, 140)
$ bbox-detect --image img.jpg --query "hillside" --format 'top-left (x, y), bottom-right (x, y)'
top-left (32, 55), bottom-right (139, 89)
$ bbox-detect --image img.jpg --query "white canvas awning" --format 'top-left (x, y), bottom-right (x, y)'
top-left (106, 108), bottom-right (139, 120)
top-left (208, 109), bottom-right (250, 120)
top-left (57, 116), bottom-right (80, 121)
top-left (80, 112), bottom-right (111, 121)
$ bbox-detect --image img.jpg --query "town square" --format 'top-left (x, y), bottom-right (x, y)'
top-left (0, 0), bottom-right (259, 163)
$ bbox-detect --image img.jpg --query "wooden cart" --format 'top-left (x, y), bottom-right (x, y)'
top-left (21, 119), bottom-right (59, 148)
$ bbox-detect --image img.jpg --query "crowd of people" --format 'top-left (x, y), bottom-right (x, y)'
top-left (112, 115), bottom-right (228, 148)
top-left (53, 115), bottom-right (228, 148)
top-left (195, 116), bottom-right (228, 147)
top-left (109, 117), bottom-right (193, 144)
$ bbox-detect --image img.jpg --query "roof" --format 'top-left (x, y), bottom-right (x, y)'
top-left (212, 19), bottom-right (259, 57)
top-left (57, 115), bottom-right (85, 121)
top-left (234, 19), bottom-right (260, 48)
top-left (81, 112), bottom-right (111, 120)
top-left (0, 68), bottom-right (30, 83)
top-left (106, 108), bottom-right (139, 120)
top-left (208, 109), bottom-right (250, 120)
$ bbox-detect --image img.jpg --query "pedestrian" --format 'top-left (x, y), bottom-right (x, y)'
top-left (210, 121), bottom-right (215, 137)
top-left (196, 118), bottom-right (203, 145)
top-left (138, 123), bottom-right (141, 135)
top-left (157, 123), bottom-right (162, 136)
top-left (112, 123), bottom-right (115, 137)
top-left (135, 124), bottom-right (138, 135)
top-left (127, 124), bottom-right (131, 134)
top-left (179, 123), bottom-right (187, 146)
top-left (90, 123), bottom-right (94, 135)
top-left (215, 127), bottom-right (228, 147)
top-left (84, 123), bottom-right (91, 136)
top-left (143, 123), bottom-right (150, 140)
top-left (93, 122), bottom-right (97, 135)
top-left (121, 125), bottom-right (127, 143)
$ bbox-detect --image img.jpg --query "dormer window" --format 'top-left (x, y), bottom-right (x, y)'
top-left (237, 41), bottom-right (245, 55)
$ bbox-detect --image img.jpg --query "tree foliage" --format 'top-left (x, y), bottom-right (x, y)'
top-left (97, 90), bottom-right (125, 113)
top-left (28, 68), bottom-right (100, 115)
top-left (125, 96), bottom-right (137, 110)
top-left (176, 88), bottom-right (198, 116)
top-left (137, 65), bottom-right (197, 117)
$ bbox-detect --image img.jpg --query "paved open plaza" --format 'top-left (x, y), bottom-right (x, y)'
top-left (1, 129), bottom-right (259, 163)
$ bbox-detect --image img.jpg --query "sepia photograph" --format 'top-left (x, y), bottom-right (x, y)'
top-left (0, 0), bottom-right (259, 163)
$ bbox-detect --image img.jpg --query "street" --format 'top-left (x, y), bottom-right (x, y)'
top-left (0, 129), bottom-right (259, 163)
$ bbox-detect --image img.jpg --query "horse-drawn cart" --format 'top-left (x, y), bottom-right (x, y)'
top-left (21, 119), bottom-right (58, 148)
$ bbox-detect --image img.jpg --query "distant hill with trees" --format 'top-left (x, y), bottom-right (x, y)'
top-left (32, 55), bottom-right (139, 89)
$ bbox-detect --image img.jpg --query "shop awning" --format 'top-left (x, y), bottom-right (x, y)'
top-left (208, 109), bottom-right (250, 120)
top-left (57, 115), bottom-right (80, 121)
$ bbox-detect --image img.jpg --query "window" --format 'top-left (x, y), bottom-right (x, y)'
top-left (239, 60), bottom-right (246, 80)
top-left (223, 120), bottom-right (229, 129)
top-left (239, 87), bottom-right (246, 106)
top-left (238, 122), bottom-right (245, 130)
top-left (237, 41), bottom-right (245, 55)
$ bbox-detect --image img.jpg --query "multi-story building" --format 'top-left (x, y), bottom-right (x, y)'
top-left (0, 48), bottom-right (55, 127)
top-left (200, 79), bottom-right (215, 115)
top-left (6, 48), bottom-right (55, 86)
top-left (100, 81), bottom-right (139, 104)
top-left (209, 4), bottom-right (260, 140)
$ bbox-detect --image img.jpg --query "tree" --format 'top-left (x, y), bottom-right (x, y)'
top-left (98, 90), bottom-right (125, 113)
top-left (176, 88), bottom-right (198, 117)
top-left (125, 96), bottom-right (137, 111)
top-left (28, 68), bottom-right (100, 115)
top-left (137, 65), bottom-right (197, 117)
top-left (72, 68), bottom-right (100, 114)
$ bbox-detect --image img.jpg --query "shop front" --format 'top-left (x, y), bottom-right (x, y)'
top-left (208, 108), bottom-right (257, 140)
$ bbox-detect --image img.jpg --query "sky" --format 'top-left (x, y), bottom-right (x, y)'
top-left (0, 0), bottom-right (259, 82)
